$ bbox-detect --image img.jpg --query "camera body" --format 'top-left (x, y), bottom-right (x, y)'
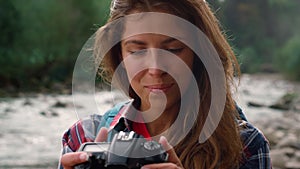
top-left (75, 131), bottom-right (168, 169)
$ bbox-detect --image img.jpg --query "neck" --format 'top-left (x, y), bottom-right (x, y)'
top-left (141, 101), bottom-right (180, 137)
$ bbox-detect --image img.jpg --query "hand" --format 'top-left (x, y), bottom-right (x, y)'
top-left (141, 136), bottom-right (184, 169)
top-left (60, 127), bottom-right (108, 169)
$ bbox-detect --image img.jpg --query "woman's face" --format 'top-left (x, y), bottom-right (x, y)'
top-left (120, 33), bottom-right (195, 112)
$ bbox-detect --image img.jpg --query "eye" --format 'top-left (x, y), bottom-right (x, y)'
top-left (166, 48), bottom-right (184, 54)
top-left (129, 49), bottom-right (148, 56)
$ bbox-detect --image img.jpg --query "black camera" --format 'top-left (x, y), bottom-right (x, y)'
top-left (74, 131), bottom-right (168, 169)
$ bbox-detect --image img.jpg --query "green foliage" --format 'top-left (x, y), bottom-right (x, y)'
top-left (1, 0), bottom-right (300, 92)
top-left (208, 0), bottom-right (300, 80)
top-left (0, 0), bottom-right (20, 48)
top-left (275, 35), bottom-right (300, 80)
top-left (0, 0), bottom-right (111, 90)
top-left (237, 47), bottom-right (260, 73)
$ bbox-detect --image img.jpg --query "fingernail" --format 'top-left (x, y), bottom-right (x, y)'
top-left (141, 167), bottom-right (149, 169)
top-left (159, 136), bottom-right (169, 146)
top-left (159, 136), bottom-right (173, 151)
top-left (159, 136), bottom-right (167, 142)
top-left (79, 153), bottom-right (89, 161)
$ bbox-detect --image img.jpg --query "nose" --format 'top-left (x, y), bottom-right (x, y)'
top-left (148, 67), bottom-right (165, 76)
top-left (146, 49), bottom-right (166, 76)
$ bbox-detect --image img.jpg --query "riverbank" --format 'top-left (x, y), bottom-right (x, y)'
top-left (235, 74), bottom-right (300, 169)
top-left (0, 74), bottom-right (299, 169)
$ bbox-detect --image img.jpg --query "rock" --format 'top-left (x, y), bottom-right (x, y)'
top-left (40, 111), bottom-right (47, 116)
top-left (281, 147), bottom-right (296, 158)
top-left (277, 134), bottom-right (299, 149)
top-left (269, 103), bottom-right (290, 110)
top-left (247, 101), bottom-right (265, 108)
top-left (242, 89), bottom-right (250, 95)
top-left (274, 130), bottom-right (285, 138)
top-left (270, 148), bottom-right (299, 168)
top-left (39, 110), bottom-right (59, 117)
top-left (23, 98), bottom-right (32, 106)
top-left (294, 103), bottom-right (300, 112)
top-left (270, 149), bottom-right (289, 169)
top-left (294, 104), bottom-right (300, 112)
top-left (263, 128), bottom-right (284, 147)
top-left (272, 118), bottom-right (294, 131)
top-left (4, 108), bottom-right (13, 113)
top-left (51, 111), bottom-right (59, 117)
top-left (52, 82), bottom-right (71, 94)
top-left (269, 93), bottom-right (297, 110)
top-left (295, 151), bottom-right (300, 160)
top-left (285, 160), bottom-right (300, 169)
top-left (52, 101), bottom-right (67, 108)
top-left (104, 99), bottom-right (113, 104)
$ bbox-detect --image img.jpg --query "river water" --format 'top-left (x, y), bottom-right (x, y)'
top-left (0, 74), bottom-right (298, 169)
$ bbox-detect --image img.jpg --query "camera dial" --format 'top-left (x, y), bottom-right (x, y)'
top-left (143, 141), bottom-right (161, 151)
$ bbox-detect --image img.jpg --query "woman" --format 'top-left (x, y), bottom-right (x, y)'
top-left (59, 0), bottom-right (271, 168)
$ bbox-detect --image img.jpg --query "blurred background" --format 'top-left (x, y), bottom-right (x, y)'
top-left (0, 0), bottom-right (111, 95)
top-left (0, 0), bottom-right (299, 169)
top-left (1, 0), bottom-right (300, 94)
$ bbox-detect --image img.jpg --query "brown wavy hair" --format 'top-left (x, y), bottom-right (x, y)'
top-left (95, 0), bottom-right (243, 168)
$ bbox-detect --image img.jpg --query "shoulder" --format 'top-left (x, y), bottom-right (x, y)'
top-left (61, 101), bottom-right (128, 152)
top-left (61, 114), bottom-right (102, 151)
top-left (98, 101), bottom-right (129, 129)
top-left (238, 120), bottom-right (272, 168)
top-left (239, 120), bottom-right (268, 148)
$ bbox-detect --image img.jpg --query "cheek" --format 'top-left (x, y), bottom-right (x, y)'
top-left (122, 60), bottom-right (146, 90)
top-left (176, 67), bottom-right (193, 89)
top-left (172, 55), bottom-right (195, 90)
top-left (121, 52), bottom-right (146, 81)
top-left (182, 51), bottom-right (195, 70)
top-left (123, 61), bottom-right (143, 83)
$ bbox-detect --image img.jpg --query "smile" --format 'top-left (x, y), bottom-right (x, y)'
top-left (144, 84), bottom-right (174, 92)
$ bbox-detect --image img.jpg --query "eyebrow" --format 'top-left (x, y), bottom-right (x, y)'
top-left (123, 37), bottom-right (181, 46)
top-left (161, 37), bottom-right (178, 45)
top-left (123, 40), bottom-right (147, 46)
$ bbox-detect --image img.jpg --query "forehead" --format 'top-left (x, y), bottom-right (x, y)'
top-left (121, 12), bottom-right (191, 40)
top-left (122, 33), bottom-right (183, 45)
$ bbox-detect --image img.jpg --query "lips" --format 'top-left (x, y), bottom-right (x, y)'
top-left (144, 83), bottom-right (174, 92)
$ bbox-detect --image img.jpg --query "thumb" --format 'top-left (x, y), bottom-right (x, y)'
top-left (60, 152), bottom-right (89, 169)
top-left (95, 127), bottom-right (108, 142)
top-left (159, 136), bottom-right (183, 168)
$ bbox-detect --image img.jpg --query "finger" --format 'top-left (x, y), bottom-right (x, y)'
top-left (60, 152), bottom-right (89, 169)
top-left (95, 127), bottom-right (108, 142)
top-left (159, 136), bottom-right (183, 168)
